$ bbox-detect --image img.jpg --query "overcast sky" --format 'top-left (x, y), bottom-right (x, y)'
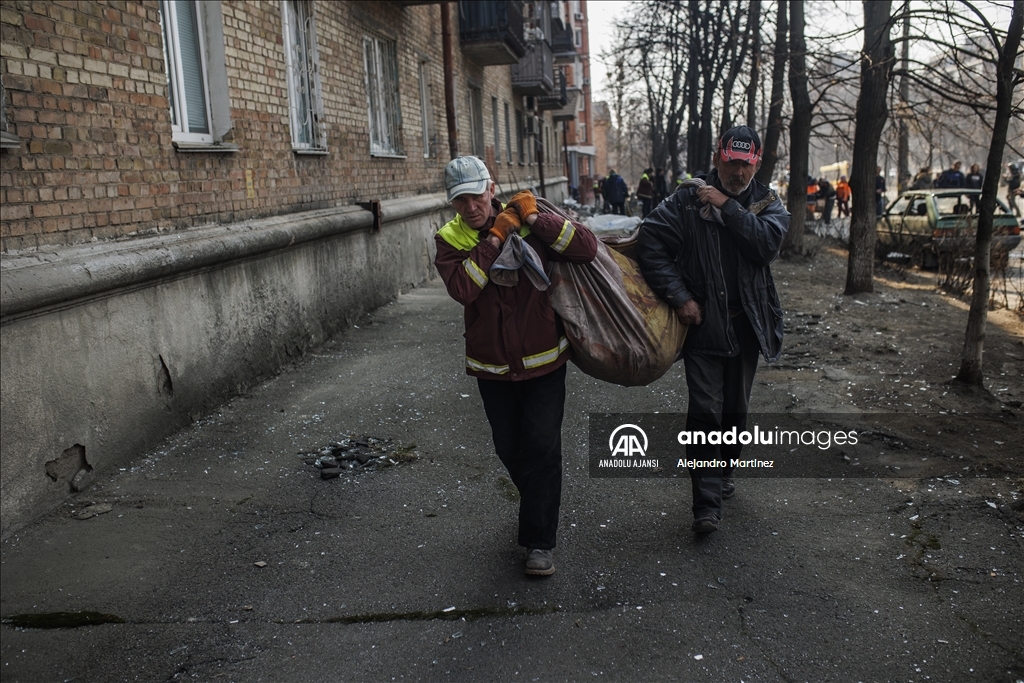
top-left (584, 0), bottom-right (1015, 104)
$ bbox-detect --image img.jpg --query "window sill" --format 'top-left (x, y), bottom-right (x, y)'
top-left (1, 131), bottom-right (22, 150)
top-left (370, 152), bottom-right (408, 160)
top-left (293, 148), bottom-right (330, 156)
top-left (173, 141), bottom-right (240, 153)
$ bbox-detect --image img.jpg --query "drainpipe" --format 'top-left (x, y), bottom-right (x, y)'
top-left (441, 2), bottom-right (459, 160)
top-left (536, 123), bottom-right (546, 198)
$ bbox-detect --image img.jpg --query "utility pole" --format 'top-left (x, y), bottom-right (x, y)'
top-left (441, 3), bottom-right (459, 160)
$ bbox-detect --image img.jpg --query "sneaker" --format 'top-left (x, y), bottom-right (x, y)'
top-left (692, 514), bottom-right (720, 534)
top-left (722, 477), bottom-right (736, 500)
top-left (525, 548), bottom-right (555, 576)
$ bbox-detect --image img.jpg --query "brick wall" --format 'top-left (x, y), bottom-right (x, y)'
top-left (0, 1), bottom-right (565, 252)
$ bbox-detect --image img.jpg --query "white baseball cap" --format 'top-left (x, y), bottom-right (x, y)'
top-left (445, 156), bottom-right (491, 202)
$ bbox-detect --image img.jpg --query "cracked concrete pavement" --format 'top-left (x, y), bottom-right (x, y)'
top-left (2, 242), bottom-right (1023, 682)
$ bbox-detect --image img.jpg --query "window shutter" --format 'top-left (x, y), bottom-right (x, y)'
top-left (174, 1), bottom-right (209, 134)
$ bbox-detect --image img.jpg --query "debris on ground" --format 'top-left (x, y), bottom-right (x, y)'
top-left (298, 435), bottom-right (419, 479)
top-left (73, 503), bottom-right (113, 520)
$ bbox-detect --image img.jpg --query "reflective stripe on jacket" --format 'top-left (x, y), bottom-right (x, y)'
top-left (434, 200), bottom-right (598, 381)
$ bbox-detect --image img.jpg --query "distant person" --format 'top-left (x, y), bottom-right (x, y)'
top-left (935, 161), bottom-right (965, 189)
top-left (593, 178), bottom-right (603, 210)
top-left (806, 175), bottom-right (819, 221)
top-left (605, 169), bottom-right (628, 215)
top-left (817, 177), bottom-right (836, 224)
top-left (1007, 163), bottom-right (1022, 217)
top-left (654, 167), bottom-right (668, 205)
top-left (965, 164), bottom-right (984, 210)
top-left (835, 175), bottom-right (852, 217)
top-left (910, 166), bottom-right (933, 190)
top-left (875, 166), bottom-right (886, 216)
top-left (637, 168), bottom-right (655, 218)
top-left (434, 156), bottom-right (598, 576)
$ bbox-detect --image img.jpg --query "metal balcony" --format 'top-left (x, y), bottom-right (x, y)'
top-left (458, 1), bottom-right (526, 66)
top-left (512, 40), bottom-right (553, 96)
top-left (550, 87), bottom-right (580, 122)
top-left (537, 70), bottom-right (567, 110)
top-left (550, 18), bottom-right (576, 63)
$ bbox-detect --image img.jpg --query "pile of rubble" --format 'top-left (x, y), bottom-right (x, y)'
top-left (298, 435), bottom-right (418, 479)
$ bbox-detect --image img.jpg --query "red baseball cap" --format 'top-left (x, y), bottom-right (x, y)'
top-left (718, 126), bottom-right (763, 164)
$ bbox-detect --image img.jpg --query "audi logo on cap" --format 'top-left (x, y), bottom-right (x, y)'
top-left (731, 140), bottom-right (751, 150)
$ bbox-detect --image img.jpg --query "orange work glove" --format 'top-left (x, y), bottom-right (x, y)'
top-left (506, 190), bottom-right (539, 222)
top-left (488, 207), bottom-right (521, 243)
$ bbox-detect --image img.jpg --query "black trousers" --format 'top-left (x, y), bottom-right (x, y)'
top-left (477, 364), bottom-right (566, 549)
top-left (682, 312), bottom-right (761, 519)
top-left (641, 197), bottom-right (653, 218)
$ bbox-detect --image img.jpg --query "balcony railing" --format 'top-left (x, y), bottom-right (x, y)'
top-left (511, 40), bottom-right (553, 96)
top-left (537, 70), bottom-right (568, 111)
top-left (550, 18), bottom-right (576, 63)
top-left (458, 1), bottom-right (526, 66)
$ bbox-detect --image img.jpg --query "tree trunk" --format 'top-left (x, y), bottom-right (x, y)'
top-left (844, 0), bottom-right (895, 294)
top-left (685, 0), bottom-right (700, 172)
top-left (896, 5), bottom-right (910, 193)
top-left (955, 0), bottom-right (1023, 386)
top-left (746, 0), bottom-right (762, 128)
top-left (755, 1), bottom-right (787, 186)
top-left (782, 0), bottom-right (810, 256)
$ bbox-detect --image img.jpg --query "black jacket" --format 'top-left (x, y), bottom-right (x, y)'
top-left (636, 176), bottom-right (790, 361)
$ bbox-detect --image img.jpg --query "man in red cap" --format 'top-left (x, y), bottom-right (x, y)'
top-left (636, 127), bottom-right (790, 534)
top-left (434, 156), bottom-right (597, 575)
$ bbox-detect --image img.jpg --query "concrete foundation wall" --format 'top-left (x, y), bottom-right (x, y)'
top-left (0, 180), bottom-right (566, 538)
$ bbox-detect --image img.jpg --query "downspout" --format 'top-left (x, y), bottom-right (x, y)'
top-left (441, 2), bottom-right (459, 160)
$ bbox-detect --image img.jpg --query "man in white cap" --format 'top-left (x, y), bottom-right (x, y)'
top-left (637, 126), bottom-right (790, 534)
top-left (434, 156), bottom-right (597, 575)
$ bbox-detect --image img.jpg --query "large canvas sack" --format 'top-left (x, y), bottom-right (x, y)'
top-left (546, 229), bottom-right (687, 387)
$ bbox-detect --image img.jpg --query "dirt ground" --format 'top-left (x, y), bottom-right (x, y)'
top-left (759, 232), bottom-right (1023, 496)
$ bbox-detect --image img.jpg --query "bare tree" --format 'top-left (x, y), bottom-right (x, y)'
top-left (956, 0), bottom-right (1023, 387)
top-left (755, 2), bottom-right (788, 185)
top-left (783, 0), bottom-right (812, 256)
top-left (845, 1), bottom-right (896, 295)
top-left (746, 0), bottom-right (762, 128)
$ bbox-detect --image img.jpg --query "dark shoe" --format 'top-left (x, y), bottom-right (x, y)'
top-left (525, 548), bottom-right (555, 576)
top-left (692, 514), bottom-right (720, 534)
top-left (721, 477), bottom-right (736, 500)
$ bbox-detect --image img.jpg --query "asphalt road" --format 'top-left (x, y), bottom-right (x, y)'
top-left (2, 280), bottom-right (1021, 682)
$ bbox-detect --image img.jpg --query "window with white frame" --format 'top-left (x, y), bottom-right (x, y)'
top-left (468, 86), bottom-right (483, 157)
top-left (418, 61), bottom-right (434, 158)
top-left (504, 101), bottom-right (512, 163)
top-left (282, 0), bottom-right (327, 152)
top-left (515, 109), bottom-right (524, 164)
top-left (491, 96), bottom-right (500, 163)
top-left (160, 0), bottom-right (214, 144)
top-left (364, 34), bottom-right (403, 157)
top-left (159, 1), bottom-right (232, 150)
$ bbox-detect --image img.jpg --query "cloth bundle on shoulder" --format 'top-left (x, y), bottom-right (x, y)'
top-left (538, 198), bottom-right (687, 386)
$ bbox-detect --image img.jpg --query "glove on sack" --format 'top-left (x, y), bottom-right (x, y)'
top-left (488, 207), bottom-right (521, 243)
top-left (506, 191), bottom-right (538, 222)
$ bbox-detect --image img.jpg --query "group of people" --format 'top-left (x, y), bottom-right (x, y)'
top-left (435, 126), bottom-right (789, 576)
top-left (805, 175), bottom-right (852, 223)
top-left (593, 167), bottom-right (672, 218)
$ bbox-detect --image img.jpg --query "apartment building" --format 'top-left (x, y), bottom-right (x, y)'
top-left (0, 0), bottom-right (580, 535)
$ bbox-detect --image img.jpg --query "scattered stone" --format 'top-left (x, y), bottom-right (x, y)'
top-left (74, 503), bottom-right (112, 520)
top-left (298, 434), bottom-right (419, 479)
top-left (70, 468), bottom-right (95, 493)
top-left (254, 561), bottom-right (268, 568)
